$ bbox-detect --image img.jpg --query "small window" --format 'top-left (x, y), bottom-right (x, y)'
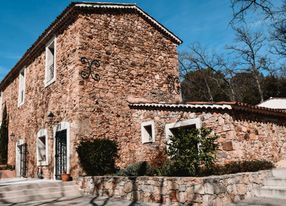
top-left (141, 121), bottom-right (155, 143)
top-left (18, 68), bottom-right (25, 106)
top-left (37, 129), bottom-right (48, 166)
top-left (165, 118), bottom-right (201, 143)
top-left (45, 38), bottom-right (56, 86)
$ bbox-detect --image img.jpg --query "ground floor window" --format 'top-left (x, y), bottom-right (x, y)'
top-left (37, 129), bottom-right (48, 166)
top-left (141, 120), bottom-right (155, 143)
top-left (165, 118), bottom-right (201, 142)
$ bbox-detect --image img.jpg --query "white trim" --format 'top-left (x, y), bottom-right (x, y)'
top-left (165, 118), bottom-right (201, 143)
top-left (130, 103), bottom-right (232, 110)
top-left (36, 129), bottom-right (48, 166)
top-left (17, 68), bottom-right (25, 107)
top-left (141, 120), bottom-right (155, 143)
top-left (44, 37), bottom-right (56, 87)
top-left (53, 121), bottom-right (70, 180)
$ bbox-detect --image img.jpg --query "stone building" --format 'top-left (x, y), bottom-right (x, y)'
top-left (1, 2), bottom-right (286, 180)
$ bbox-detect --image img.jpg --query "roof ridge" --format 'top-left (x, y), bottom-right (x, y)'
top-left (0, 1), bottom-right (182, 89)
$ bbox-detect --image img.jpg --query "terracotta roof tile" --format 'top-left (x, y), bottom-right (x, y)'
top-left (129, 102), bottom-right (286, 118)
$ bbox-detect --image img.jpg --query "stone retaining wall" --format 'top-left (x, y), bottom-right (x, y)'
top-left (76, 170), bottom-right (271, 206)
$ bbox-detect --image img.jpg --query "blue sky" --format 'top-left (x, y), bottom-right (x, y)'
top-left (0, 0), bottom-right (275, 80)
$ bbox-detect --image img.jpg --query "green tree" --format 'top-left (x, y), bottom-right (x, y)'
top-left (76, 139), bottom-right (118, 175)
top-left (0, 104), bottom-right (8, 164)
top-left (167, 127), bottom-right (218, 176)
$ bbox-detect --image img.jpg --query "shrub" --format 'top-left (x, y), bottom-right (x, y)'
top-left (167, 127), bottom-right (218, 176)
top-left (0, 104), bottom-right (8, 164)
top-left (76, 139), bottom-right (118, 176)
top-left (117, 161), bottom-right (155, 176)
top-left (212, 160), bottom-right (274, 175)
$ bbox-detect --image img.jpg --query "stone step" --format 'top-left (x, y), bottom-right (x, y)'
top-left (227, 197), bottom-right (286, 206)
top-left (1, 190), bottom-right (82, 204)
top-left (255, 186), bottom-right (286, 199)
top-left (0, 184), bottom-right (81, 198)
top-left (265, 178), bottom-right (286, 186)
top-left (272, 168), bottom-right (286, 178)
top-left (0, 180), bottom-right (74, 192)
top-left (0, 180), bottom-right (83, 204)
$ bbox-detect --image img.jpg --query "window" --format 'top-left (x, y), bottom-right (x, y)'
top-left (141, 121), bottom-right (155, 143)
top-left (18, 68), bottom-right (25, 106)
top-left (165, 118), bottom-right (201, 143)
top-left (37, 129), bottom-right (48, 166)
top-left (45, 38), bottom-right (56, 86)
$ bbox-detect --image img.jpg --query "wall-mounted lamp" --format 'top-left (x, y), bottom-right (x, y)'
top-left (47, 111), bottom-right (55, 122)
top-left (47, 111), bottom-right (54, 118)
top-left (10, 133), bottom-right (15, 141)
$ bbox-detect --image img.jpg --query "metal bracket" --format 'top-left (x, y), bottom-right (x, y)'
top-left (80, 57), bottom-right (100, 81)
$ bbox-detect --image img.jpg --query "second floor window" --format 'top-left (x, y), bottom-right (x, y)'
top-left (18, 68), bottom-right (25, 106)
top-left (45, 38), bottom-right (56, 86)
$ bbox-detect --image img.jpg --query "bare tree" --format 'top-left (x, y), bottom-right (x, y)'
top-left (180, 44), bottom-right (236, 101)
top-left (227, 27), bottom-right (269, 102)
top-left (230, 0), bottom-right (273, 24)
top-left (271, 1), bottom-right (286, 57)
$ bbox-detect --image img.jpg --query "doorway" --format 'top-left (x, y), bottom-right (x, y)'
top-left (55, 130), bottom-right (67, 180)
top-left (15, 139), bottom-right (27, 177)
top-left (53, 121), bottom-right (70, 180)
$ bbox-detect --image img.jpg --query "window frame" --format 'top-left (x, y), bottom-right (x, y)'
top-left (141, 120), bottom-right (155, 144)
top-left (36, 129), bottom-right (48, 166)
top-left (18, 68), bottom-right (26, 107)
top-left (165, 118), bottom-right (201, 143)
top-left (44, 37), bottom-right (56, 87)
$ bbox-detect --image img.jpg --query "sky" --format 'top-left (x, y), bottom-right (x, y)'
top-left (0, 0), bottom-right (278, 80)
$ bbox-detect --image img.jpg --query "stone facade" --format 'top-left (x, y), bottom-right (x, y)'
top-left (130, 108), bottom-right (286, 165)
top-left (1, 2), bottom-right (286, 181)
top-left (76, 170), bottom-right (272, 205)
top-left (0, 3), bottom-right (181, 179)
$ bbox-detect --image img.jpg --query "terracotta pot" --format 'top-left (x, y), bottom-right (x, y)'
top-left (61, 173), bottom-right (70, 181)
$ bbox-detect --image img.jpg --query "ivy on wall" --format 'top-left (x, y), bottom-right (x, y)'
top-left (0, 104), bottom-right (9, 164)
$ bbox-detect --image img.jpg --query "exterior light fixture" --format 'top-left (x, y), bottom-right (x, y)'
top-left (10, 133), bottom-right (15, 141)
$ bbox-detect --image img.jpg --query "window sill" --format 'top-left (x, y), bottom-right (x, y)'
top-left (44, 78), bottom-right (56, 88)
top-left (17, 101), bottom-right (24, 108)
top-left (37, 162), bottom-right (48, 166)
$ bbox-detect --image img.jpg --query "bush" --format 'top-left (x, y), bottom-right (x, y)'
top-left (212, 160), bottom-right (274, 175)
top-left (76, 139), bottom-right (118, 176)
top-left (117, 161), bottom-right (155, 176)
top-left (0, 104), bottom-right (9, 164)
top-left (167, 127), bottom-right (218, 176)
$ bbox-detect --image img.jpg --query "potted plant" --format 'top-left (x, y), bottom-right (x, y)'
top-left (61, 171), bottom-right (70, 181)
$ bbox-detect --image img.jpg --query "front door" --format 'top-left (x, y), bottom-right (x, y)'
top-left (16, 141), bottom-right (27, 177)
top-left (55, 130), bottom-right (67, 180)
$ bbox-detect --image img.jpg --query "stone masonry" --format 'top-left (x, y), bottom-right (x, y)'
top-left (130, 108), bottom-right (286, 165)
top-left (0, 3), bottom-right (181, 179)
top-left (77, 170), bottom-right (272, 206)
top-left (1, 2), bottom-right (286, 180)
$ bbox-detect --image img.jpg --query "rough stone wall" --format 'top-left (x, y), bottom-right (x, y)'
top-left (131, 109), bottom-right (286, 165)
top-left (77, 170), bottom-right (271, 206)
top-left (2, 20), bottom-right (82, 178)
top-left (1, 10), bottom-right (180, 178)
top-left (75, 11), bottom-right (180, 170)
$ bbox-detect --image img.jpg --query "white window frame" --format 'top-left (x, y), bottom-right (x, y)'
top-left (165, 118), bottom-right (201, 143)
top-left (141, 120), bottom-right (155, 144)
top-left (36, 129), bottom-right (48, 166)
top-left (45, 37), bottom-right (56, 87)
top-left (18, 68), bottom-right (26, 107)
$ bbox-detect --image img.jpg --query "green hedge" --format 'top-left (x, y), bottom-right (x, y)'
top-left (76, 139), bottom-right (118, 176)
top-left (117, 160), bottom-right (274, 177)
